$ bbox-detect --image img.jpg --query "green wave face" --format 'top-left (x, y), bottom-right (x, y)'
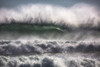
top-left (0, 23), bottom-right (67, 34)
top-left (1, 23), bottom-right (99, 40)
top-left (0, 23), bottom-right (72, 40)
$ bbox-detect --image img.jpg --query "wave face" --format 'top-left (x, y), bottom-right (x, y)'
top-left (0, 3), bottom-right (100, 67)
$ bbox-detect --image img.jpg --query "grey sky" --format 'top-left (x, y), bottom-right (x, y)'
top-left (0, 0), bottom-right (100, 8)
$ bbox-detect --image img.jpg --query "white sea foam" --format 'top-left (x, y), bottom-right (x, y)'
top-left (0, 3), bottom-right (100, 27)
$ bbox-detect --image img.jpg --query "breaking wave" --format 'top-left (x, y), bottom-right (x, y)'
top-left (0, 3), bottom-right (100, 67)
top-left (0, 3), bottom-right (100, 29)
top-left (0, 3), bottom-right (100, 40)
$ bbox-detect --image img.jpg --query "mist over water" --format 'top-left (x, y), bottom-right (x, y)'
top-left (0, 3), bottom-right (100, 67)
top-left (0, 3), bottom-right (100, 27)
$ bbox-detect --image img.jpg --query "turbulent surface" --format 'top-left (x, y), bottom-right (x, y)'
top-left (0, 54), bottom-right (100, 67)
top-left (0, 40), bottom-right (100, 55)
top-left (0, 40), bottom-right (100, 67)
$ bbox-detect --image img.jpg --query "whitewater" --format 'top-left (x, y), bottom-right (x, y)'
top-left (0, 3), bottom-right (100, 67)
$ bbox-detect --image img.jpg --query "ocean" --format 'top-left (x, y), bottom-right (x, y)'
top-left (0, 3), bottom-right (100, 67)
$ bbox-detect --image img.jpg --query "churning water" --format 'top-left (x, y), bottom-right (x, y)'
top-left (0, 3), bottom-right (100, 67)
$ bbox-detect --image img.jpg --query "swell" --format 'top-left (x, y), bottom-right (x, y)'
top-left (0, 40), bottom-right (100, 56)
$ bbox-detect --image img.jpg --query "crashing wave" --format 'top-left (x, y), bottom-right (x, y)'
top-left (0, 4), bottom-right (100, 40)
top-left (0, 3), bottom-right (100, 29)
top-left (0, 3), bottom-right (100, 67)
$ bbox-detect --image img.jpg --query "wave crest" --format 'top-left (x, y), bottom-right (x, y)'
top-left (0, 3), bottom-right (100, 28)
